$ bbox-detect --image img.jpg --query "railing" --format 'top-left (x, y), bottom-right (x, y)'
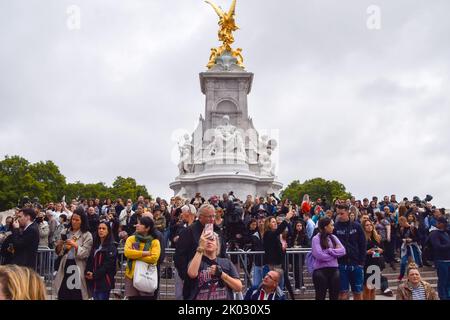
top-left (36, 247), bottom-right (56, 299)
top-left (5, 247), bottom-right (312, 300)
top-left (116, 247), bottom-right (312, 300)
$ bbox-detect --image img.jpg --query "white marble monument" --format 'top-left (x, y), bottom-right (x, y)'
top-left (170, 1), bottom-right (282, 200)
top-left (170, 53), bottom-right (282, 200)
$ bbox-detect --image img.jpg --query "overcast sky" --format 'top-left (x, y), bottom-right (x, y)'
top-left (1, 0), bottom-right (449, 206)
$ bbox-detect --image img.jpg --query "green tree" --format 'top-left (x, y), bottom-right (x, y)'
top-left (281, 178), bottom-right (352, 205)
top-left (111, 176), bottom-right (151, 201)
top-left (0, 156), bottom-right (34, 210)
top-left (0, 155), bottom-right (153, 210)
top-left (29, 160), bottom-right (66, 203)
top-left (64, 182), bottom-right (111, 202)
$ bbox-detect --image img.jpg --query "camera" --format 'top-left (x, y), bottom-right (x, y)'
top-left (413, 195), bottom-right (433, 208)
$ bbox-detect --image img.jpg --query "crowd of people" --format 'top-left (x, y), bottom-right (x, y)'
top-left (0, 192), bottom-right (449, 301)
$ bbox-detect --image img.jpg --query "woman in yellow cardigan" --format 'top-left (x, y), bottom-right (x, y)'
top-left (124, 216), bottom-right (161, 300)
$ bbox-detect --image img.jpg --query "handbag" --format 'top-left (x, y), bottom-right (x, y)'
top-left (133, 260), bottom-right (158, 294)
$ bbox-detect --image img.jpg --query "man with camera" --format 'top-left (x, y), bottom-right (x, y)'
top-left (119, 199), bottom-right (134, 227)
top-left (10, 208), bottom-right (40, 269)
top-left (190, 192), bottom-right (206, 205)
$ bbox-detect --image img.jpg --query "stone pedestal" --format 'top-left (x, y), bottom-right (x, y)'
top-left (170, 173), bottom-right (283, 201)
top-left (170, 52), bottom-right (282, 200)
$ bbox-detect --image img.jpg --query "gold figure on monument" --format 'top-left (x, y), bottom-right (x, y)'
top-left (205, 0), bottom-right (244, 69)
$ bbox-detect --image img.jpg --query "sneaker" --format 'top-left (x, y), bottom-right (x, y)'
top-left (383, 289), bottom-right (394, 297)
top-left (294, 289), bottom-right (301, 294)
top-left (301, 286), bottom-right (307, 291)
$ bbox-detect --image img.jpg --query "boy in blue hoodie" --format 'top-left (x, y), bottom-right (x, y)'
top-left (334, 204), bottom-right (367, 300)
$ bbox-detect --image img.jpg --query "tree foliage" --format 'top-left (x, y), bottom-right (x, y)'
top-left (280, 178), bottom-right (352, 205)
top-left (0, 155), bottom-right (151, 211)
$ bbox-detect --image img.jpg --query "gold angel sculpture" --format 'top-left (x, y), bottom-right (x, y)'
top-left (205, 0), bottom-right (244, 69)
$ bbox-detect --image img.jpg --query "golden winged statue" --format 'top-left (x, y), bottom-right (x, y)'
top-left (205, 0), bottom-right (244, 69)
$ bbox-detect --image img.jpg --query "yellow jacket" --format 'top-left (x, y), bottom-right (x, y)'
top-left (124, 235), bottom-right (161, 279)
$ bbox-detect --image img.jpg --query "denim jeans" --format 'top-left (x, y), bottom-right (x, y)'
top-left (339, 264), bottom-right (364, 294)
top-left (400, 245), bottom-right (423, 277)
top-left (163, 228), bottom-right (170, 248)
top-left (436, 260), bottom-right (450, 300)
top-left (93, 290), bottom-right (110, 300)
top-left (252, 265), bottom-right (264, 288)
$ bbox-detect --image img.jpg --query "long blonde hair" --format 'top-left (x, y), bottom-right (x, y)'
top-left (363, 220), bottom-right (381, 243)
top-left (0, 265), bottom-right (47, 300)
top-left (263, 216), bottom-right (276, 236)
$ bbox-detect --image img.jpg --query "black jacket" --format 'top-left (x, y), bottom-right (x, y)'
top-left (249, 230), bottom-right (264, 267)
top-left (87, 214), bottom-right (100, 235)
top-left (170, 221), bottom-right (189, 248)
top-left (334, 220), bottom-right (367, 266)
top-left (429, 229), bottom-right (450, 261)
top-left (126, 213), bottom-right (141, 236)
top-left (10, 222), bottom-right (40, 269)
top-left (86, 242), bottom-right (118, 292)
top-left (174, 220), bottom-right (226, 299)
top-left (154, 229), bottom-right (166, 266)
top-left (263, 220), bottom-right (289, 266)
top-left (105, 217), bottom-right (120, 243)
top-left (364, 237), bottom-right (384, 271)
top-left (288, 230), bottom-right (309, 248)
top-left (0, 233), bottom-right (14, 265)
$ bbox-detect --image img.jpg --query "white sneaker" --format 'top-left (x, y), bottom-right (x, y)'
top-left (383, 289), bottom-right (394, 297)
top-left (294, 289), bottom-right (301, 294)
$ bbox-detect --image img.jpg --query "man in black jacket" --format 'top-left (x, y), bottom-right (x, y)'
top-left (174, 204), bottom-right (226, 300)
top-left (10, 208), bottom-right (40, 269)
top-left (334, 204), bottom-right (367, 300)
top-left (429, 216), bottom-right (450, 300)
top-left (126, 204), bottom-right (144, 236)
top-left (87, 206), bottom-right (100, 235)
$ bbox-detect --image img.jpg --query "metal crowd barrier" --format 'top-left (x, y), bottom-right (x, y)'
top-left (116, 247), bottom-right (312, 300)
top-left (36, 247), bottom-right (56, 299)
top-left (24, 246), bottom-right (311, 300)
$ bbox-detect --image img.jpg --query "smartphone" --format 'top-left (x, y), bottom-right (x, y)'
top-left (61, 234), bottom-right (67, 241)
top-left (205, 223), bottom-right (214, 235)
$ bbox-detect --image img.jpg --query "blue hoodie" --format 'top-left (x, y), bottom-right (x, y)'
top-left (333, 220), bottom-right (367, 266)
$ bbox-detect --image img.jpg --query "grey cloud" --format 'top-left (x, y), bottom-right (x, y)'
top-left (0, 0), bottom-right (449, 206)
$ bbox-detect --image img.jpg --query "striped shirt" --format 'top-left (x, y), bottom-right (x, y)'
top-left (411, 284), bottom-right (426, 300)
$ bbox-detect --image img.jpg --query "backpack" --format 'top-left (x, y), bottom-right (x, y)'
top-left (305, 251), bottom-right (316, 275)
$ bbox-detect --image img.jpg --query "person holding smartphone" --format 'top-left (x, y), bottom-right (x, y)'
top-left (362, 219), bottom-right (393, 300)
top-left (54, 208), bottom-right (93, 300)
top-left (174, 204), bottom-right (227, 300)
top-left (187, 230), bottom-right (242, 300)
